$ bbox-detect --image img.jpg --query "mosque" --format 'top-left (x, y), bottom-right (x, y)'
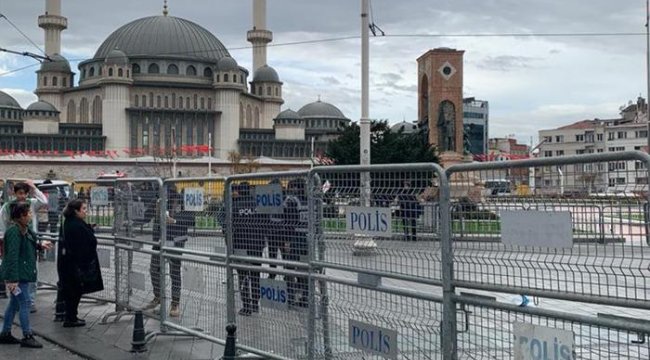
top-left (0, 0), bottom-right (350, 160)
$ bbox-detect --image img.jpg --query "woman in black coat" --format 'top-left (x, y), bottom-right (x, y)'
top-left (58, 199), bottom-right (104, 327)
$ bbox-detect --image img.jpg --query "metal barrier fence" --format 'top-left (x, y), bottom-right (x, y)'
top-left (446, 151), bottom-right (650, 359)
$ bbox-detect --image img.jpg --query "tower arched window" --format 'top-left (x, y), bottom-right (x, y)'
top-left (193, 94), bottom-right (198, 109)
top-left (118, 68), bottom-right (123, 77)
top-left (92, 95), bottom-right (102, 124)
top-left (89, 67), bottom-right (95, 77)
top-left (149, 92), bottom-right (154, 107)
top-left (108, 68), bottom-right (114, 77)
top-left (207, 98), bottom-right (212, 110)
top-left (233, 74), bottom-right (237, 83)
top-left (63, 77), bottom-right (67, 87)
top-left (79, 98), bottom-right (89, 123)
top-left (172, 93), bottom-right (176, 108)
top-left (186, 65), bottom-right (196, 76)
top-left (216, 74), bottom-right (220, 82)
top-left (224, 74), bottom-right (229, 82)
top-left (67, 100), bottom-right (76, 123)
top-left (148, 63), bottom-right (159, 74)
top-left (132, 63), bottom-right (140, 74)
top-left (43, 76), bottom-right (48, 86)
top-left (186, 98), bottom-right (190, 109)
top-left (167, 64), bottom-right (179, 75)
top-left (275, 87), bottom-right (279, 96)
top-left (258, 86), bottom-right (262, 95)
top-left (254, 107), bottom-right (260, 128)
top-left (164, 96), bottom-right (169, 108)
top-left (157, 96), bottom-right (161, 108)
top-left (203, 67), bottom-right (213, 78)
top-left (246, 105), bottom-right (252, 128)
top-left (81, 69), bottom-right (86, 79)
top-left (267, 86), bottom-right (272, 96)
top-left (52, 76), bottom-right (58, 86)
top-left (179, 96), bottom-right (183, 109)
top-left (200, 97), bottom-right (205, 109)
top-left (134, 95), bottom-right (139, 107)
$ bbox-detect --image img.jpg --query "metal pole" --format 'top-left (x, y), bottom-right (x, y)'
top-left (360, 0), bottom-right (371, 206)
top-left (647, 0), bottom-right (650, 152)
top-left (208, 132), bottom-right (212, 177)
top-left (171, 128), bottom-right (177, 178)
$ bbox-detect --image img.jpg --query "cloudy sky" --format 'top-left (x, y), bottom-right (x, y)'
top-left (0, 0), bottom-right (647, 146)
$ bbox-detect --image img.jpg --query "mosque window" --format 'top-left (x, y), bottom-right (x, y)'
top-left (81, 69), bottom-right (86, 79)
top-left (89, 67), bottom-right (95, 77)
top-left (203, 67), bottom-right (213, 78)
top-left (251, 86), bottom-right (255, 95)
top-left (79, 98), bottom-right (89, 123)
top-left (179, 96), bottom-right (183, 109)
top-left (224, 74), bottom-right (229, 82)
top-left (275, 87), bottom-right (279, 97)
top-left (172, 94), bottom-right (176, 108)
top-left (92, 95), bottom-right (102, 124)
top-left (63, 77), bottom-right (67, 87)
top-left (118, 68), bottom-right (123, 77)
top-left (132, 64), bottom-right (140, 74)
top-left (167, 64), bottom-right (179, 75)
top-left (216, 74), bottom-right (220, 82)
top-left (233, 74), bottom-right (237, 83)
top-left (148, 63), bottom-right (160, 74)
top-left (157, 96), bottom-right (162, 108)
top-left (186, 98), bottom-right (190, 109)
top-left (43, 76), bottom-right (48, 86)
top-left (207, 98), bottom-right (212, 110)
top-left (142, 95), bottom-right (147, 107)
top-left (200, 97), bottom-right (205, 109)
top-left (108, 68), bottom-right (114, 77)
top-left (258, 86), bottom-right (262, 95)
top-left (134, 95), bottom-right (139, 107)
top-left (98, 67), bottom-right (103, 76)
top-left (149, 92), bottom-right (154, 107)
top-left (164, 96), bottom-right (169, 108)
top-left (52, 76), bottom-right (58, 86)
top-left (187, 65), bottom-right (197, 76)
top-left (127, 70), bottom-right (130, 77)
top-left (193, 95), bottom-right (198, 109)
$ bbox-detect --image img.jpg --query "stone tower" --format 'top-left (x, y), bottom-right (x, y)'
top-left (247, 0), bottom-right (273, 72)
top-left (39, 0), bottom-right (67, 56)
top-left (417, 48), bottom-right (464, 155)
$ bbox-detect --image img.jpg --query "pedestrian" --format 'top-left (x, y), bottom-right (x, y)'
top-left (0, 181), bottom-right (48, 310)
top-left (58, 199), bottom-right (104, 327)
top-left (284, 178), bottom-right (309, 308)
top-left (0, 202), bottom-right (53, 348)
top-left (266, 178), bottom-right (285, 279)
top-left (232, 182), bottom-right (264, 316)
top-left (397, 180), bottom-right (422, 241)
top-left (144, 186), bottom-right (194, 318)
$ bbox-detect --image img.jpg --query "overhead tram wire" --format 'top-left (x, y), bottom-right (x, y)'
top-left (0, 30), bottom-right (645, 77)
top-left (0, 13), bottom-right (46, 55)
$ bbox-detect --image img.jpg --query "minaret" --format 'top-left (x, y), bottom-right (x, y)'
top-left (38, 0), bottom-right (67, 56)
top-left (247, 0), bottom-right (273, 72)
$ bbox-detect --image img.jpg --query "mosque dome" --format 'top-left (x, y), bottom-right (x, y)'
top-left (298, 100), bottom-right (346, 119)
top-left (276, 109), bottom-right (302, 120)
top-left (0, 90), bottom-right (22, 109)
top-left (391, 121), bottom-right (418, 134)
top-left (40, 54), bottom-right (71, 73)
top-left (217, 56), bottom-right (238, 72)
top-left (252, 65), bottom-right (280, 82)
top-left (26, 100), bottom-right (57, 112)
top-left (104, 48), bottom-right (129, 66)
top-left (93, 16), bottom-right (230, 62)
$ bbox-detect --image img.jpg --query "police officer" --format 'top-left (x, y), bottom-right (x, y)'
top-left (266, 178), bottom-right (285, 279)
top-left (284, 178), bottom-right (309, 308)
top-left (231, 182), bottom-right (264, 316)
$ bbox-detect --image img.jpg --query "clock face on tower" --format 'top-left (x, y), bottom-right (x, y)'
top-left (438, 61), bottom-right (456, 80)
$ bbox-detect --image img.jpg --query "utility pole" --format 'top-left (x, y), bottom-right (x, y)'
top-left (360, 0), bottom-right (371, 206)
top-left (646, 0), bottom-right (650, 152)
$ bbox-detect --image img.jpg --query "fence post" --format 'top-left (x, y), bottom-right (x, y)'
top-left (159, 181), bottom-right (168, 330)
top-left (440, 168), bottom-right (457, 360)
top-left (224, 179), bottom-right (236, 326)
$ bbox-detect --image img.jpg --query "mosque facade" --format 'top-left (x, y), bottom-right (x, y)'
top-left (0, 0), bottom-right (349, 159)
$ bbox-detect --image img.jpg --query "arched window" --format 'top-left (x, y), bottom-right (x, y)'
top-left (92, 95), bottom-right (102, 124)
top-left (149, 92), bottom-right (154, 107)
top-left (193, 94), bottom-right (198, 109)
top-left (81, 69), bottom-right (86, 79)
top-left (216, 74), bottom-right (220, 82)
top-left (89, 67), bottom-right (95, 77)
top-left (63, 77), bottom-right (67, 87)
top-left (132, 64), bottom-right (140, 74)
top-left (118, 68), bottom-right (123, 77)
top-left (134, 95), bottom-right (139, 107)
top-left (142, 95), bottom-right (147, 108)
top-left (164, 96), bottom-right (169, 108)
top-left (275, 87), bottom-right (279, 96)
top-left (246, 105), bottom-right (252, 128)
top-left (67, 100), bottom-right (76, 123)
top-left (108, 68), bottom-right (114, 77)
top-left (179, 96), bottom-right (183, 109)
top-left (258, 86), bottom-right (262, 95)
top-left (251, 86), bottom-right (255, 95)
top-left (186, 97), bottom-right (190, 109)
top-left (254, 107), bottom-right (260, 128)
top-left (79, 98), bottom-right (89, 123)
top-left (52, 76), bottom-right (58, 86)
top-left (186, 65), bottom-right (196, 76)
top-left (207, 98), bottom-right (212, 110)
top-left (126, 70), bottom-right (130, 77)
top-left (98, 67), bottom-right (102, 76)
top-left (233, 74), bottom-right (237, 83)
top-left (267, 86), bottom-right (272, 96)
top-left (203, 67), bottom-right (213, 78)
top-left (167, 64), bottom-right (179, 75)
top-left (43, 76), bottom-right (48, 86)
top-left (172, 94), bottom-right (176, 108)
top-left (200, 97), bottom-right (205, 109)
top-left (148, 63), bottom-right (160, 74)
top-left (239, 103), bottom-right (244, 127)
top-left (157, 96), bottom-right (161, 108)
top-left (224, 74), bottom-right (229, 82)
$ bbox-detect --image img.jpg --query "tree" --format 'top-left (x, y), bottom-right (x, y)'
top-left (326, 120), bottom-right (438, 165)
top-left (227, 151), bottom-right (260, 174)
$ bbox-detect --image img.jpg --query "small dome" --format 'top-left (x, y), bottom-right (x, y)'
top-left (298, 100), bottom-right (346, 119)
top-left (105, 48), bottom-right (129, 66)
top-left (217, 56), bottom-right (238, 72)
top-left (40, 54), bottom-right (71, 73)
top-left (276, 109), bottom-right (302, 120)
top-left (0, 90), bottom-right (22, 109)
top-left (252, 65), bottom-right (280, 83)
top-left (391, 121), bottom-right (418, 134)
top-left (26, 100), bottom-right (57, 112)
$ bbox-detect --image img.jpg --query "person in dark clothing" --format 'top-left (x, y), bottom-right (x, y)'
top-left (144, 186), bottom-right (194, 318)
top-left (397, 181), bottom-right (421, 241)
top-left (58, 199), bottom-right (104, 328)
top-left (232, 182), bottom-right (264, 316)
top-left (284, 178), bottom-right (309, 308)
top-left (266, 178), bottom-right (285, 279)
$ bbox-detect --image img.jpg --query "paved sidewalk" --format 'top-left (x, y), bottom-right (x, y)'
top-left (0, 289), bottom-right (225, 360)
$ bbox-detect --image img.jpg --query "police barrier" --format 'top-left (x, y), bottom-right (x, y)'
top-left (446, 151), bottom-right (650, 359)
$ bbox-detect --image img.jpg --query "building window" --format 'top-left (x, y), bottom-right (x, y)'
top-left (575, 134), bottom-right (584, 142)
top-left (200, 97), bottom-right (205, 109)
top-left (275, 87), bottom-right (279, 96)
top-left (636, 130), bottom-right (648, 138)
top-left (216, 74), bottom-right (220, 82)
top-left (187, 65), bottom-right (197, 76)
top-left (635, 161), bottom-right (647, 170)
top-left (172, 93), bottom-right (176, 108)
top-left (186, 97), bottom-right (190, 109)
top-left (63, 77), bottom-right (67, 87)
top-left (207, 98), bottom-right (212, 110)
top-left (108, 68), bottom-right (114, 77)
top-left (164, 96), bottom-right (169, 108)
top-left (179, 96), bottom-right (183, 109)
top-left (79, 98), bottom-right (89, 123)
top-left (118, 68), bottom-right (123, 77)
top-left (597, 134), bottom-right (603, 141)
top-left (67, 100), bottom-right (76, 123)
top-left (148, 63), bottom-right (159, 74)
top-left (135, 95), bottom-right (139, 107)
top-left (167, 64), bottom-right (179, 75)
top-left (52, 76), bottom-right (58, 86)
top-left (132, 63), bottom-right (140, 74)
top-left (92, 95), bottom-right (102, 124)
top-left (267, 86), bottom-right (272, 96)
top-left (157, 96), bottom-right (161, 108)
top-left (81, 69), bottom-right (86, 79)
top-left (233, 74), bottom-right (237, 82)
top-left (89, 67), bottom-right (95, 77)
top-left (555, 135), bottom-right (563, 143)
top-left (617, 131), bottom-right (627, 139)
top-left (43, 76), bottom-right (48, 86)
top-left (224, 74), bottom-right (229, 82)
top-left (608, 132), bottom-right (615, 140)
top-left (555, 150), bottom-right (564, 156)
top-left (543, 136), bottom-right (552, 143)
top-left (203, 67), bottom-right (213, 78)
top-left (193, 94), bottom-right (198, 109)
top-left (149, 92), bottom-right (154, 107)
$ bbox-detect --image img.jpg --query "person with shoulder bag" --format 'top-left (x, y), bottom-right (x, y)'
top-left (58, 199), bottom-right (104, 328)
top-left (0, 202), bottom-right (53, 348)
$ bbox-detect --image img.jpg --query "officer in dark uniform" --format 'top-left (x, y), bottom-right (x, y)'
top-left (266, 178), bottom-right (285, 279)
top-left (231, 182), bottom-right (264, 316)
top-left (284, 178), bottom-right (309, 308)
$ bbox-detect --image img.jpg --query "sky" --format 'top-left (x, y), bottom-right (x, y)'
top-left (0, 0), bottom-right (647, 147)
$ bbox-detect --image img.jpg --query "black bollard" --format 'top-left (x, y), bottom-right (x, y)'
top-left (222, 324), bottom-right (237, 360)
top-left (53, 282), bottom-right (65, 322)
top-left (130, 310), bottom-right (147, 353)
